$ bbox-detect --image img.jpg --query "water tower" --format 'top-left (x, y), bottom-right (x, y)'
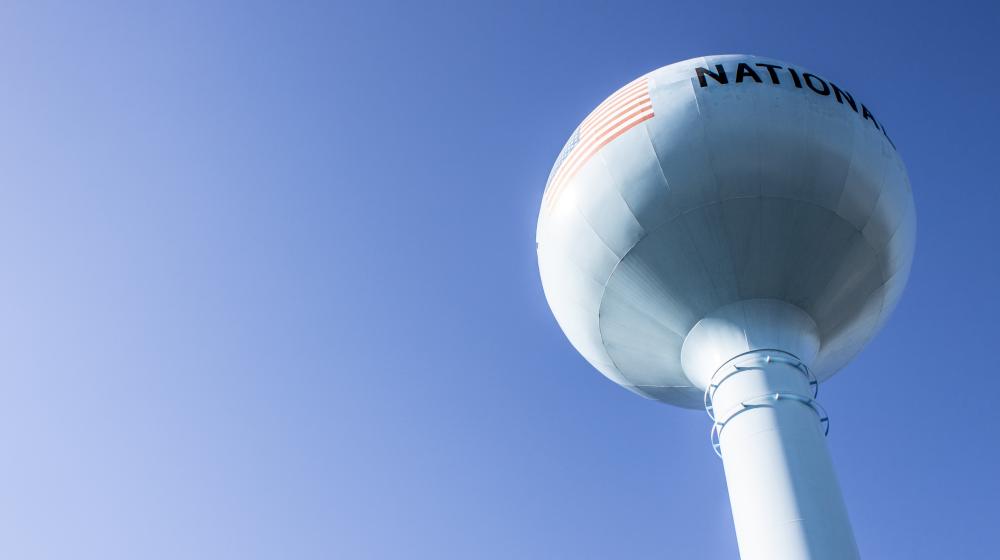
top-left (536, 55), bottom-right (914, 560)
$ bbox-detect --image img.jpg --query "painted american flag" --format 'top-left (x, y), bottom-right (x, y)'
top-left (540, 75), bottom-right (654, 216)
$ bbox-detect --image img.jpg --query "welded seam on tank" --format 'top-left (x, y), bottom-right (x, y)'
top-left (875, 203), bottom-right (915, 274)
top-left (819, 225), bottom-right (911, 371)
top-left (752, 87), bottom-right (766, 304)
top-left (590, 102), bottom-right (700, 393)
top-left (600, 196), bottom-right (873, 306)
top-left (806, 130), bottom-right (893, 335)
top-left (820, 240), bottom-right (914, 377)
top-left (638, 95), bottom-right (673, 201)
top-left (776, 183), bottom-right (862, 316)
top-left (806, 120), bottom-right (883, 310)
top-left (689, 75), bottom-right (728, 226)
top-left (595, 196), bottom-right (877, 386)
top-left (855, 159), bottom-right (891, 257)
top-left (682, 76), bottom-right (742, 306)
top-left (593, 247), bottom-right (676, 394)
top-left (777, 118), bottom-right (855, 313)
top-left (548, 200), bottom-right (633, 380)
top-left (594, 276), bottom-right (679, 393)
top-left (596, 151), bottom-right (650, 249)
top-left (606, 76), bottom-right (734, 326)
top-left (828, 116), bottom-right (862, 227)
top-left (571, 198), bottom-right (629, 262)
top-left (805, 252), bottom-right (903, 379)
top-left (677, 207), bottom-right (731, 312)
top-left (771, 101), bottom-right (846, 308)
top-left (581, 155), bottom-right (677, 390)
top-left (596, 290), bottom-right (693, 400)
top-left (591, 73), bottom-right (900, 393)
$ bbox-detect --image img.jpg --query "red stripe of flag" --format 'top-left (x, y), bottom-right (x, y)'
top-left (580, 82), bottom-right (647, 130)
top-left (550, 97), bottom-right (652, 192)
top-left (551, 104), bottom-right (653, 192)
top-left (542, 76), bottom-right (654, 215)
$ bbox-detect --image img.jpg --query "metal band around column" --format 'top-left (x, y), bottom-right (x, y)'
top-left (703, 349), bottom-right (829, 458)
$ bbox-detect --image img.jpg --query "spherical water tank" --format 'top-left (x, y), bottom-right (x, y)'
top-left (536, 54), bottom-right (915, 408)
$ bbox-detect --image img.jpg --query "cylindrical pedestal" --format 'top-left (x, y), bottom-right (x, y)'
top-left (709, 351), bottom-right (859, 560)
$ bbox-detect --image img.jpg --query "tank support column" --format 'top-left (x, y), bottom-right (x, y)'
top-left (705, 350), bottom-right (859, 560)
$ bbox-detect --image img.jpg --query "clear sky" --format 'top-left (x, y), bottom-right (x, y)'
top-left (0, 1), bottom-right (997, 558)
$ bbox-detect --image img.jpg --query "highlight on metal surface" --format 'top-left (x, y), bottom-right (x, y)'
top-left (535, 55), bottom-right (915, 560)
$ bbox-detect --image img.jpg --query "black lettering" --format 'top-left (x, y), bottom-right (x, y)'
top-left (787, 67), bottom-right (803, 88)
top-left (803, 73), bottom-right (830, 95)
top-left (735, 63), bottom-right (762, 83)
top-left (696, 64), bottom-right (728, 88)
top-left (830, 83), bottom-right (858, 112)
top-left (755, 63), bottom-right (783, 84)
top-left (861, 104), bottom-right (881, 130)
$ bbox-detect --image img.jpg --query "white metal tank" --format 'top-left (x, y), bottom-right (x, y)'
top-left (536, 54), bottom-right (915, 560)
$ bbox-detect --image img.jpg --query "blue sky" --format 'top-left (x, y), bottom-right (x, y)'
top-left (0, 1), bottom-right (997, 558)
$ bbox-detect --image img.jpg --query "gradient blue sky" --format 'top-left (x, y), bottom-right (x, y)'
top-left (1, 1), bottom-right (997, 558)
